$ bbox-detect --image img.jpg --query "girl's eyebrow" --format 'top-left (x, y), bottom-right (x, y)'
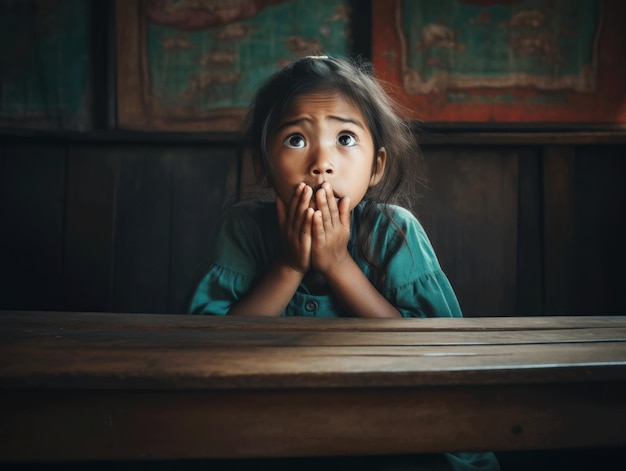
top-left (276, 115), bottom-right (364, 132)
top-left (275, 117), bottom-right (309, 132)
top-left (328, 115), bottom-right (365, 129)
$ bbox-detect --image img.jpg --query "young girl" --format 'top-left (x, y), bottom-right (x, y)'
top-left (188, 55), bottom-right (462, 320)
top-left (188, 56), bottom-right (500, 471)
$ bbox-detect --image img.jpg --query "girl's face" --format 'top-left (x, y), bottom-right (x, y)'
top-left (264, 92), bottom-right (386, 211)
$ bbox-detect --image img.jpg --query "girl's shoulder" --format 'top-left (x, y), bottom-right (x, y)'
top-left (355, 202), bottom-right (440, 275)
top-left (355, 202), bottom-right (425, 236)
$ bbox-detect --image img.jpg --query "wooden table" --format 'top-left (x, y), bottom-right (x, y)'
top-left (1, 310), bottom-right (625, 463)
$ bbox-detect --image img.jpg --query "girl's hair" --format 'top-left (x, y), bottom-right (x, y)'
top-left (243, 55), bottom-right (424, 288)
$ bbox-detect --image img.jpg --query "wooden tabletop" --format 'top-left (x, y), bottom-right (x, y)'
top-left (1, 310), bottom-right (626, 462)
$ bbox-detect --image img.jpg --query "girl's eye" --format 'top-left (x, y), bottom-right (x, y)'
top-left (284, 134), bottom-right (305, 148)
top-left (337, 133), bottom-right (356, 147)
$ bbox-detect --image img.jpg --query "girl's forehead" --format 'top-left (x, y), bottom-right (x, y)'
top-left (279, 91), bottom-right (366, 123)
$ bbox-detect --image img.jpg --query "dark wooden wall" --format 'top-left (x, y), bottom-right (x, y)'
top-left (2, 134), bottom-right (625, 316)
top-left (418, 136), bottom-right (626, 317)
top-left (0, 138), bottom-right (238, 314)
top-left (1, 0), bottom-right (625, 317)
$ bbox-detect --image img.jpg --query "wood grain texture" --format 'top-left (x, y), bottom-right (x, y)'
top-left (542, 146), bottom-right (576, 315)
top-left (1, 311), bottom-right (625, 461)
top-left (2, 383), bottom-right (625, 461)
top-left (543, 146), bottom-right (626, 315)
top-left (420, 148), bottom-right (519, 317)
top-left (515, 149), bottom-right (543, 315)
top-left (3, 138), bottom-right (625, 318)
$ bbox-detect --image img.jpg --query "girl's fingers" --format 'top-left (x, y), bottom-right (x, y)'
top-left (286, 183), bottom-right (309, 229)
top-left (286, 183), bottom-right (303, 223)
top-left (325, 182), bottom-right (340, 226)
top-left (296, 184), bottom-right (313, 226)
top-left (338, 196), bottom-right (350, 228)
top-left (296, 207), bottom-right (313, 267)
top-left (312, 209), bottom-right (325, 244)
top-left (278, 184), bottom-right (313, 273)
top-left (300, 208), bottom-right (314, 237)
top-left (316, 182), bottom-right (336, 230)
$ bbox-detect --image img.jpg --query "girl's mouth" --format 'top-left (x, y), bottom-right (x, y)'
top-left (309, 185), bottom-right (340, 209)
top-left (311, 184), bottom-right (339, 198)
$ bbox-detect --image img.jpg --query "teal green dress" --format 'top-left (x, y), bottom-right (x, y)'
top-left (189, 201), bottom-right (462, 318)
top-left (188, 200), bottom-right (500, 471)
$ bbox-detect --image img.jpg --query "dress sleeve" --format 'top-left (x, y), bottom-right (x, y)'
top-left (393, 270), bottom-right (462, 318)
top-left (186, 204), bottom-right (266, 315)
top-left (188, 264), bottom-right (254, 315)
top-left (380, 206), bottom-right (463, 318)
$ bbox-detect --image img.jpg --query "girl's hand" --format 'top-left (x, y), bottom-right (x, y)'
top-left (276, 182), bottom-right (314, 273)
top-left (311, 182), bottom-right (351, 275)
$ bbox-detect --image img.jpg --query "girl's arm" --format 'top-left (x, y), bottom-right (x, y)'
top-left (311, 183), bottom-right (402, 318)
top-left (228, 184), bottom-right (313, 317)
top-left (227, 260), bottom-right (305, 316)
top-left (324, 256), bottom-right (402, 318)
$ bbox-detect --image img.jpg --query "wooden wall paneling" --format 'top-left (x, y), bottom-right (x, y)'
top-left (169, 147), bottom-right (237, 313)
top-left (0, 144), bottom-right (66, 310)
top-left (542, 146), bottom-right (576, 315)
top-left (112, 149), bottom-right (172, 314)
top-left (115, 0), bottom-right (143, 130)
top-left (91, 0), bottom-right (116, 130)
top-left (419, 148), bottom-right (519, 317)
top-left (570, 146), bottom-right (626, 315)
top-left (0, 146), bottom-right (4, 307)
top-left (515, 148), bottom-right (544, 316)
top-left (64, 146), bottom-right (116, 312)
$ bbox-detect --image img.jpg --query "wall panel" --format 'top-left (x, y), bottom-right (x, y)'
top-left (64, 146), bottom-right (116, 312)
top-left (169, 148), bottom-right (237, 313)
top-left (544, 145), bottom-right (626, 315)
top-left (0, 145), bottom-right (66, 310)
top-left (1, 137), bottom-right (624, 318)
top-left (112, 150), bottom-right (173, 313)
top-left (420, 148), bottom-right (519, 317)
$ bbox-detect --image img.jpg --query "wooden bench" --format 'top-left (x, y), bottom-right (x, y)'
top-left (1, 310), bottom-right (625, 462)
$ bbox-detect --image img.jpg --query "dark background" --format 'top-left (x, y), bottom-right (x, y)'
top-left (2, 1), bottom-right (625, 317)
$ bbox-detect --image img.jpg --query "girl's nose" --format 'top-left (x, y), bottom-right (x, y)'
top-left (310, 145), bottom-right (334, 175)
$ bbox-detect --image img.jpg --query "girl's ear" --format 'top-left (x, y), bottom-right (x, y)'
top-left (369, 147), bottom-right (387, 187)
